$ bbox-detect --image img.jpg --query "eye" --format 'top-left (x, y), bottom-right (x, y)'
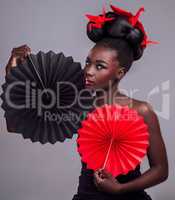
top-left (85, 60), bottom-right (90, 66)
top-left (96, 64), bottom-right (106, 70)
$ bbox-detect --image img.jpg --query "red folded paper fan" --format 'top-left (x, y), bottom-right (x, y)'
top-left (77, 104), bottom-right (150, 177)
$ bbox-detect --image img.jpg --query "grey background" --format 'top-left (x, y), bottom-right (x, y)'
top-left (0, 0), bottom-right (174, 200)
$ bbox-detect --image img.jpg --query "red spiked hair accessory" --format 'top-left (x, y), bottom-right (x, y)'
top-left (85, 6), bottom-right (115, 32)
top-left (85, 4), bottom-right (159, 48)
top-left (110, 4), bottom-right (159, 48)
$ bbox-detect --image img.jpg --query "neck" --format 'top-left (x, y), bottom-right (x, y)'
top-left (93, 81), bottom-right (123, 107)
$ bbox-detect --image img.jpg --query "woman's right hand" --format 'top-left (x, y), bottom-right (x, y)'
top-left (5, 44), bottom-right (31, 75)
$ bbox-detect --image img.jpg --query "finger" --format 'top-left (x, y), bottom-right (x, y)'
top-left (94, 171), bottom-right (99, 178)
top-left (24, 45), bottom-right (31, 54)
top-left (17, 55), bottom-right (27, 63)
top-left (93, 177), bottom-right (102, 191)
top-left (24, 51), bottom-right (29, 57)
top-left (17, 49), bottom-right (30, 54)
top-left (12, 45), bottom-right (25, 52)
top-left (94, 172), bottom-right (103, 183)
top-left (12, 50), bottom-right (26, 56)
top-left (97, 170), bottom-right (105, 179)
top-left (99, 168), bottom-right (110, 176)
top-left (23, 44), bottom-right (30, 49)
top-left (100, 173), bottom-right (106, 179)
top-left (20, 57), bottom-right (26, 64)
top-left (8, 55), bottom-right (18, 67)
top-left (12, 51), bottom-right (29, 59)
top-left (12, 46), bottom-right (31, 55)
top-left (94, 171), bottom-right (100, 181)
top-left (97, 169), bottom-right (105, 175)
top-left (102, 169), bottom-right (112, 177)
top-left (94, 170), bottom-right (101, 175)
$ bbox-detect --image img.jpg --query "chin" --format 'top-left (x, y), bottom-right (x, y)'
top-left (85, 85), bottom-right (94, 89)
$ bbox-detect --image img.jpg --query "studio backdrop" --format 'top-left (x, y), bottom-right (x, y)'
top-left (0, 1), bottom-right (174, 200)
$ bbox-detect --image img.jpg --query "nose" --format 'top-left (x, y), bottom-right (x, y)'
top-left (84, 65), bottom-right (95, 78)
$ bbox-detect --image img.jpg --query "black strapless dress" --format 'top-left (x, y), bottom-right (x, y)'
top-left (72, 162), bottom-right (152, 200)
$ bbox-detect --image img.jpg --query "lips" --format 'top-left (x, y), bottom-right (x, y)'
top-left (85, 79), bottom-right (94, 85)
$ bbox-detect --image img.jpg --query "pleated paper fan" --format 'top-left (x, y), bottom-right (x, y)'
top-left (77, 104), bottom-right (149, 177)
top-left (1, 51), bottom-right (94, 144)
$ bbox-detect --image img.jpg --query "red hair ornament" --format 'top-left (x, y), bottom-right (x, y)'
top-left (110, 4), bottom-right (159, 48)
top-left (85, 4), bottom-right (159, 48)
top-left (86, 6), bottom-right (115, 32)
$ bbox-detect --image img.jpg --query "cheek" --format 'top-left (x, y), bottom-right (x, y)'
top-left (95, 69), bottom-right (116, 87)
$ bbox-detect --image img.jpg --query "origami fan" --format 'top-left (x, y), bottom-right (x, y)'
top-left (77, 104), bottom-right (149, 177)
top-left (1, 51), bottom-right (94, 144)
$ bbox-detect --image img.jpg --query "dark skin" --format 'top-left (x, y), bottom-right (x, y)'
top-left (84, 45), bottom-right (169, 194)
top-left (5, 45), bottom-right (169, 194)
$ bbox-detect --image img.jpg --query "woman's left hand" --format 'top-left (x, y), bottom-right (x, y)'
top-left (94, 169), bottom-right (122, 194)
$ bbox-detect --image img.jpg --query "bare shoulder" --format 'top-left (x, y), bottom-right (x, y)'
top-left (115, 92), bottom-right (156, 120)
top-left (115, 93), bottom-right (160, 132)
top-left (130, 98), bottom-right (158, 125)
top-left (133, 99), bottom-right (153, 113)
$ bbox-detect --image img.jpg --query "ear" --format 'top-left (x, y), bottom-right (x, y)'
top-left (115, 66), bottom-right (126, 80)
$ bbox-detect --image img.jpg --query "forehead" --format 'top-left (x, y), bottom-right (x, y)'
top-left (87, 46), bottom-right (117, 63)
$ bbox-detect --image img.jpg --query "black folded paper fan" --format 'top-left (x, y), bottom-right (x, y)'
top-left (1, 51), bottom-right (94, 144)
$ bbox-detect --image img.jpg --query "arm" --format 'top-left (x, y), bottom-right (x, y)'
top-left (4, 45), bottom-right (31, 132)
top-left (94, 102), bottom-right (169, 194)
top-left (119, 102), bottom-right (169, 193)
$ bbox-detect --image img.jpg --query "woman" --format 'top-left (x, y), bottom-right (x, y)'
top-left (5, 5), bottom-right (168, 200)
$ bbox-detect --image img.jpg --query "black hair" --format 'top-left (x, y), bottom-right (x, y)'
top-left (86, 12), bottom-right (145, 72)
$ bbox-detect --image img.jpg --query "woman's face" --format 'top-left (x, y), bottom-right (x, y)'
top-left (84, 46), bottom-right (124, 90)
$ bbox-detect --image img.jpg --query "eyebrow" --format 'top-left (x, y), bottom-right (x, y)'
top-left (86, 57), bottom-right (108, 64)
